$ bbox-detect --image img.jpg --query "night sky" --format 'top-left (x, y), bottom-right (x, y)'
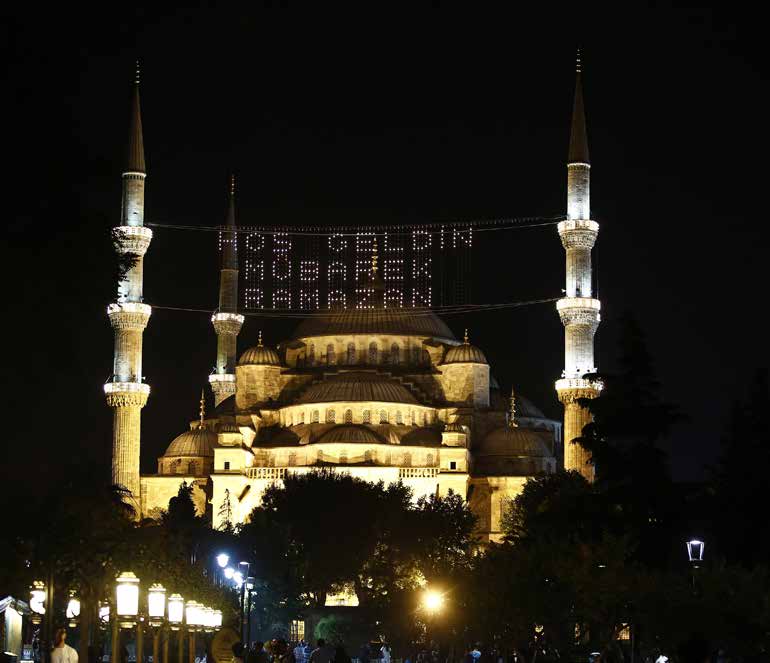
top-left (5, 5), bottom-right (768, 493)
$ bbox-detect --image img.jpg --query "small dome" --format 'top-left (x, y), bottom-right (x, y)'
top-left (163, 426), bottom-right (216, 458)
top-left (444, 344), bottom-right (487, 364)
top-left (239, 332), bottom-right (281, 366)
top-left (316, 425), bottom-right (386, 446)
top-left (479, 427), bottom-right (553, 458)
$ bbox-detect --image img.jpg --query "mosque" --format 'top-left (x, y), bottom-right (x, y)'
top-left (105, 59), bottom-right (600, 543)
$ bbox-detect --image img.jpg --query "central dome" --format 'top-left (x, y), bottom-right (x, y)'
top-left (291, 307), bottom-right (456, 342)
top-left (296, 372), bottom-right (420, 405)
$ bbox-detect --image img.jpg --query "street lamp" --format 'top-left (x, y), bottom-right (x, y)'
top-left (686, 539), bottom-right (705, 567)
top-left (238, 562), bottom-right (250, 644)
top-left (186, 601), bottom-right (204, 663)
top-left (167, 594), bottom-right (184, 629)
top-left (148, 584), bottom-right (167, 663)
top-left (66, 591), bottom-right (81, 628)
top-left (29, 581), bottom-right (46, 625)
top-left (224, 567), bottom-right (235, 580)
top-left (422, 589), bottom-right (445, 615)
top-left (116, 571), bottom-right (140, 626)
top-left (213, 610), bottom-right (223, 630)
top-left (99, 602), bottom-right (110, 625)
top-left (216, 553), bottom-right (230, 568)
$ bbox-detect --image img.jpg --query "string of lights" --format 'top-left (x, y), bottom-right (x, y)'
top-left (150, 297), bottom-right (560, 319)
top-left (146, 215), bottom-right (564, 237)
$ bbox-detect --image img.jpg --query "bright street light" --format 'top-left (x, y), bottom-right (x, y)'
top-left (116, 571), bottom-right (140, 626)
top-left (233, 571), bottom-right (244, 586)
top-left (224, 567), bottom-right (235, 580)
top-left (167, 594), bottom-right (184, 628)
top-left (216, 553), bottom-right (230, 568)
top-left (686, 538), bottom-right (705, 565)
top-left (422, 589), bottom-right (445, 614)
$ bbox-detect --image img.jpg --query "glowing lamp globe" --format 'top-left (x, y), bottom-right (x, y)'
top-left (99, 602), bottom-right (110, 624)
top-left (148, 583), bottom-right (167, 622)
top-left (167, 594), bottom-right (184, 628)
top-left (233, 571), bottom-right (244, 586)
top-left (29, 581), bottom-right (46, 624)
top-left (213, 609), bottom-right (223, 629)
top-left (185, 600), bottom-right (202, 629)
top-left (224, 567), bottom-right (235, 580)
top-left (216, 553), bottom-right (230, 568)
top-left (686, 539), bottom-right (705, 565)
top-left (116, 572), bottom-right (140, 627)
top-left (423, 589), bottom-right (445, 614)
top-left (66, 591), bottom-right (81, 626)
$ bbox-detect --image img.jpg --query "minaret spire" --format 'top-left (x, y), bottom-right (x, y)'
top-left (555, 51), bottom-right (601, 481)
top-left (209, 175), bottom-right (245, 406)
top-left (105, 63), bottom-right (153, 510)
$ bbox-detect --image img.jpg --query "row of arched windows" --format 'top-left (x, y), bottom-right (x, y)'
top-left (301, 342), bottom-right (426, 367)
top-left (160, 459), bottom-right (206, 475)
top-left (284, 407), bottom-right (434, 427)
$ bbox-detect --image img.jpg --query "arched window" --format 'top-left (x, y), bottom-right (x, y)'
top-left (403, 452), bottom-right (412, 467)
top-left (412, 346), bottom-right (421, 364)
top-left (346, 342), bottom-right (356, 365)
top-left (362, 409), bottom-right (371, 424)
top-left (364, 450), bottom-right (373, 463)
top-left (312, 410), bottom-right (319, 423)
top-left (326, 409), bottom-right (336, 424)
top-left (344, 409), bottom-right (353, 424)
top-left (379, 410), bottom-right (388, 424)
top-left (368, 342), bottom-right (378, 364)
top-left (299, 411), bottom-right (305, 424)
top-left (395, 411), bottom-right (403, 425)
top-left (288, 413), bottom-right (293, 426)
top-left (175, 459), bottom-right (184, 474)
top-left (339, 451), bottom-right (348, 464)
top-left (391, 343), bottom-right (400, 364)
top-left (308, 344), bottom-right (316, 366)
top-left (421, 412), bottom-right (427, 426)
top-left (288, 452), bottom-right (297, 467)
top-left (426, 454), bottom-right (434, 466)
top-left (327, 343), bottom-right (336, 365)
top-left (410, 411), bottom-right (415, 426)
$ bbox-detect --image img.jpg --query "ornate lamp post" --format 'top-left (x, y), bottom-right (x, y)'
top-left (686, 538), bottom-right (705, 594)
top-left (29, 581), bottom-right (46, 625)
top-left (421, 589), bottom-right (445, 650)
top-left (167, 594), bottom-right (185, 663)
top-left (185, 601), bottom-right (202, 663)
top-left (66, 591), bottom-right (81, 628)
top-left (148, 584), bottom-right (166, 663)
top-left (114, 572), bottom-right (140, 663)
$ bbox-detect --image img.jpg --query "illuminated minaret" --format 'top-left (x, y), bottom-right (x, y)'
top-left (555, 51), bottom-right (602, 481)
top-left (105, 63), bottom-right (152, 502)
top-left (209, 176), bottom-right (244, 406)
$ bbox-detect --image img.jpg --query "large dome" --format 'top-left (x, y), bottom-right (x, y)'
top-left (296, 372), bottom-right (420, 405)
top-left (163, 426), bottom-right (216, 458)
top-left (479, 427), bottom-right (553, 458)
top-left (316, 425), bottom-right (386, 445)
top-left (291, 307), bottom-right (456, 342)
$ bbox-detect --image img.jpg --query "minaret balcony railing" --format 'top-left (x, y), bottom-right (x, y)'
top-left (556, 297), bottom-right (601, 312)
top-left (104, 381), bottom-right (150, 407)
top-left (104, 382), bottom-right (151, 395)
top-left (208, 374), bottom-right (236, 383)
top-left (211, 312), bottom-right (245, 324)
top-left (113, 226), bottom-right (153, 256)
top-left (557, 219), bottom-right (599, 234)
top-left (555, 377), bottom-right (603, 392)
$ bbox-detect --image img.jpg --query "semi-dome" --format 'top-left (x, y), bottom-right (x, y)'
top-left (239, 332), bottom-right (281, 366)
top-left (479, 427), bottom-right (553, 458)
top-left (296, 372), bottom-right (419, 405)
top-left (291, 307), bottom-right (456, 342)
top-left (316, 425), bottom-right (386, 446)
top-left (443, 330), bottom-right (487, 364)
top-left (163, 426), bottom-right (216, 458)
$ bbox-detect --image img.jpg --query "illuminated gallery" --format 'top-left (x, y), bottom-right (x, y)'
top-left (106, 60), bottom-right (600, 544)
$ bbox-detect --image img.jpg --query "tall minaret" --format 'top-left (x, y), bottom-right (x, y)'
top-left (105, 63), bottom-right (152, 503)
top-left (209, 176), bottom-right (244, 406)
top-left (555, 51), bottom-right (602, 481)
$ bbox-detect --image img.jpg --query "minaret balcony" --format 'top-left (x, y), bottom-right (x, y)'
top-left (104, 381), bottom-right (150, 407)
top-left (556, 297), bottom-right (601, 326)
top-left (558, 219), bottom-right (598, 249)
top-left (113, 225), bottom-right (153, 256)
top-left (555, 377), bottom-right (602, 401)
top-left (212, 312), bottom-right (245, 335)
top-left (108, 302), bottom-right (152, 330)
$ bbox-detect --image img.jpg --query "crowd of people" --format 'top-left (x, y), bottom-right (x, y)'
top-left (232, 639), bottom-right (393, 663)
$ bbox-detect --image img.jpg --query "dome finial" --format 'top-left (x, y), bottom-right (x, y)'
top-left (135, 59), bottom-right (141, 86)
top-left (509, 387), bottom-right (518, 428)
top-left (575, 47), bottom-right (582, 74)
top-left (464, 329), bottom-right (469, 344)
top-left (199, 389), bottom-right (206, 429)
top-left (229, 173), bottom-right (236, 198)
top-left (258, 330), bottom-right (263, 347)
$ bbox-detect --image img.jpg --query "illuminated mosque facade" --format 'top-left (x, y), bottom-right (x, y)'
top-left (105, 60), bottom-right (599, 543)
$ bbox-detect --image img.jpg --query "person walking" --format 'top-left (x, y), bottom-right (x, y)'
top-left (294, 641), bottom-right (308, 663)
top-left (309, 640), bottom-right (334, 663)
top-left (380, 644), bottom-right (391, 663)
top-left (50, 630), bottom-right (78, 663)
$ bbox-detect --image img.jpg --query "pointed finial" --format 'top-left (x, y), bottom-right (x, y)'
top-left (258, 330), bottom-right (263, 347)
top-left (464, 329), bottom-right (469, 344)
top-left (509, 387), bottom-right (518, 428)
top-left (575, 48), bottom-right (582, 74)
top-left (372, 238), bottom-right (379, 275)
top-left (135, 59), bottom-right (141, 86)
top-left (199, 389), bottom-right (206, 428)
top-left (229, 174), bottom-right (236, 198)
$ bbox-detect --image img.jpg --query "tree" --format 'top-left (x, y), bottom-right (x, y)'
top-left (575, 314), bottom-right (683, 565)
top-left (217, 488), bottom-right (234, 532)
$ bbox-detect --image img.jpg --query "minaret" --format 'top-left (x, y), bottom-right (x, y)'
top-left (209, 176), bottom-right (244, 406)
top-left (105, 62), bottom-right (152, 503)
top-left (555, 51), bottom-right (602, 481)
